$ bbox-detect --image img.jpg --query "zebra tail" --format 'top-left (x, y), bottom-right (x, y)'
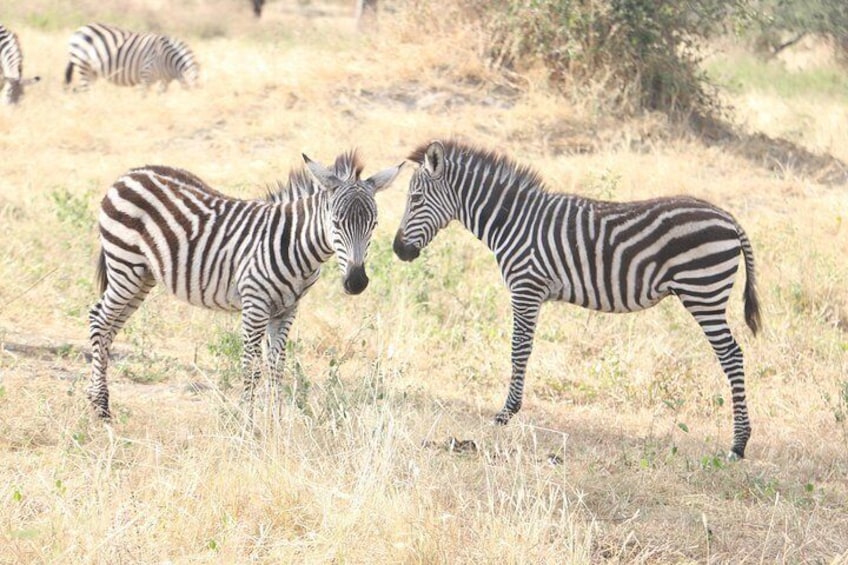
top-left (95, 248), bottom-right (107, 295)
top-left (738, 227), bottom-right (761, 336)
top-left (64, 62), bottom-right (74, 85)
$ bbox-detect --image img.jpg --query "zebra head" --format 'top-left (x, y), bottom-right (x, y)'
top-left (158, 36), bottom-right (199, 88)
top-left (303, 152), bottom-right (402, 295)
top-left (2, 75), bottom-right (40, 105)
top-left (393, 140), bottom-right (459, 262)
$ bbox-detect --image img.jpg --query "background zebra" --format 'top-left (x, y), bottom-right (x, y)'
top-left (0, 24), bottom-right (40, 104)
top-left (393, 139), bottom-right (761, 459)
top-left (64, 23), bottom-right (199, 92)
top-left (88, 153), bottom-right (401, 419)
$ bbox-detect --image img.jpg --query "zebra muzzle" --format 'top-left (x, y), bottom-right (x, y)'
top-left (393, 231), bottom-right (420, 262)
top-left (343, 265), bottom-right (369, 295)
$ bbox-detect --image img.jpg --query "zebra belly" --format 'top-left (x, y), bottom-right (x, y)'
top-left (551, 279), bottom-right (670, 313)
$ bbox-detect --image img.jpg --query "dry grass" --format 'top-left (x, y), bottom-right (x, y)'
top-left (1, 1), bottom-right (848, 562)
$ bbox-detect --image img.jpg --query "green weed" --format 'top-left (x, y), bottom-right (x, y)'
top-left (49, 187), bottom-right (95, 231)
top-left (207, 327), bottom-right (243, 391)
top-left (282, 339), bottom-right (312, 417)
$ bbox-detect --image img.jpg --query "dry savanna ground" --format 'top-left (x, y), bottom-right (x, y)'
top-left (1, 1), bottom-right (847, 562)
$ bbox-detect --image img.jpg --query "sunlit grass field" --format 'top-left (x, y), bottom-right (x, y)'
top-left (1, 1), bottom-right (847, 562)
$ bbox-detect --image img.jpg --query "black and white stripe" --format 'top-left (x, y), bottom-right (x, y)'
top-left (88, 153), bottom-right (401, 418)
top-left (0, 24), bottom-right (40, 104)
top-left (394, 140), bottom-right (761, 459)
top-left (65, 23), bottom-right (199, 92)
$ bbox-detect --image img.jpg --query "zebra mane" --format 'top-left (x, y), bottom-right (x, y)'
top-left (331, 149), bottom-right (364, 183)
top-left (264, 168), bottom-right (317, 204)
top-left (265, 150), bottom-right (363, 204)
top-left (408, 139), bottom-right (548, 196)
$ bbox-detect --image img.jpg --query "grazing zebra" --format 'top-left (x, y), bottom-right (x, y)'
top-left (0, 24), bottom-right (40, 104)
top-left (88, 153), bottom-right (401, 419)
top-left (65, 23), bottom-right (199, 92)
top-left (393, 140), bottom-right (761, 459)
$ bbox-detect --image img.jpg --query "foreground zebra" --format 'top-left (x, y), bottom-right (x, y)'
top-left (393, 140), bottom-right (761, 459)
top-left (0, 24), bottom-right (40, 104)
top-left (65, 23), bottom-right (199, 92)
top-left (89, 153), bottom-right (401, 418)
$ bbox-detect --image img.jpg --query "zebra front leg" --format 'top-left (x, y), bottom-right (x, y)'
top-left (240, 303), bottom-right (270, 417)
top-left (266, 307), bottom-right (297, 415)
top-left (494, 293), bottom-right (543, 424)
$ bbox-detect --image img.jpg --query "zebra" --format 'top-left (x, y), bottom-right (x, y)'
top-left (393, 139), bottom-right (761, 459)
top-left (0, 24), bottom-right (40, 104)
top-left (64, 23), bottom-right (199, 92)
top-left (88, 153), bottom-right (402, 419)
top-left (252, 0), bottom-right (265, 17)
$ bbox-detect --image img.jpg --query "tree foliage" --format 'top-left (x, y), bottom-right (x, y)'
top-left (744, 0), bottom-right (848, 60)
top-left (482, 0), bottom-right (738, 116)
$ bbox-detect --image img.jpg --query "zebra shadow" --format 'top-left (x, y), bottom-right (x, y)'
top-left (689, 112), bottom-right (848, 185)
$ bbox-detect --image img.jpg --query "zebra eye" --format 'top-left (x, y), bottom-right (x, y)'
top-left (410, 193), bottom-right (424, 205)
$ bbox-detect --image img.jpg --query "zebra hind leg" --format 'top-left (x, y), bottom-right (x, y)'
top-left (679, 293), bottom-right (751, 459)
top-left (88, 271), bottom-right (155, 419)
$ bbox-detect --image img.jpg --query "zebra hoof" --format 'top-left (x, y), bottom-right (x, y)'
top-left (727, 450), bottom-right (744, 462)
top-left (493, 411), bottom-right (513, 426)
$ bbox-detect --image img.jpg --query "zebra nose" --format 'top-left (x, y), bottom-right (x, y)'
top-left (343, 265), bottom-right (369, 295)
top-left (393, 231), bottom-right (420, 262)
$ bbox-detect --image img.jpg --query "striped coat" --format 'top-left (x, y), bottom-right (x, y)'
top-left (394, 139), bottom-right (761, 459)
top-left (65, 23), bottom-right (199, 92)
top-left (88, 154), bottom-right (401, 418)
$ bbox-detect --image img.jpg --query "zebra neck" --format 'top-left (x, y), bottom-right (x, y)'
top-left (455, 176), bottom-right (549, 252)
top-left (268, 195), bottom-right (335, 268)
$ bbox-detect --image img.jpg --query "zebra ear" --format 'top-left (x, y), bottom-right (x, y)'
top-left (423, 141), bottom-right (445, 179)
top-left (365, 163), bottom-right (403, 194)
top-left (303, 154), bottom-right (342, 192)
